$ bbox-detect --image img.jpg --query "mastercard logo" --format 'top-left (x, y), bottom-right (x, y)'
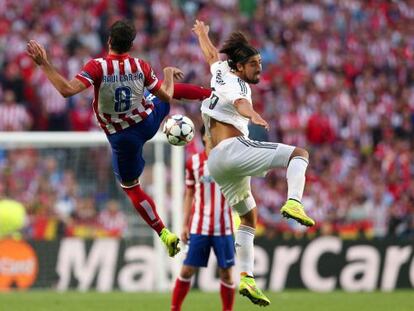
top-left (0, 239), bottom-right (38, 291)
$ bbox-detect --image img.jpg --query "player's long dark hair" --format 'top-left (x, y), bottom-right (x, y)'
top-left (109, 20), bottom-right (136, 54)
top-left (219, 32), bottom-right (259, 70)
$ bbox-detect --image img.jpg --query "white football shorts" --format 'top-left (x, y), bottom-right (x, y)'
top-left (207, 136), bottom-right (295, 216)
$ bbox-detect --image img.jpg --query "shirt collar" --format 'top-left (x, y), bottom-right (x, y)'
top-left (107, 53), bottom-right (130, 60)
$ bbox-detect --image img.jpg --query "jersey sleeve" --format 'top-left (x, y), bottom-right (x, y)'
top-left (139, 59), bottom-right (161, 92)
top-left (173, 83), bottom-right (212, 100)
top-left (185, 157), bottom-right (195, 189)
top-left (75, 59), bottom-right (102, 87)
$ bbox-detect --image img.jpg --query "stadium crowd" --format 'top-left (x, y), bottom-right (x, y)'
top-left (0, 0), bottom-right (413, 239)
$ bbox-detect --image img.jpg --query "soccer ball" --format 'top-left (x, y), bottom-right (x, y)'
top-left (163, 114), bottom-right (195, 146)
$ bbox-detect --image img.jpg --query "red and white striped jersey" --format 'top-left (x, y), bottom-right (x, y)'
top-left (75, 53), bottom-right (161, 135)
top-left (0, 103), bottom-right (32, 131)
top-left (186, 151), bottom-right (234, 236)
top-left (98, 210), bottom-right (128, 236)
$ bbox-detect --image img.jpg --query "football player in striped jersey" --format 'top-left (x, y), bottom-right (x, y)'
top-left (27, 19), bottom-right (211, 258)
top-left (171, 126), bottom-right (235, 311)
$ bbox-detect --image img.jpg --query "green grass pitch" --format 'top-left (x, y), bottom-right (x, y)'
top-left (0, 290), bottom-right (413, 311)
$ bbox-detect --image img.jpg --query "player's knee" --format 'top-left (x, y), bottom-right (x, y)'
top-left (121, 178), bottom-right (140, 188)
top-left (219, 269), bottom-right (233, 284)
top-left (239, 208), bottom-right (257, 228)
top-left (180, 266), bottom-right (195, 279)
top-left (290, 147), bottom-right (309, 161)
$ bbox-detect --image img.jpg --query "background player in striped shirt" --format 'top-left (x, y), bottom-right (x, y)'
top-left (171, 126), bottom-right (235, 311)
top-left (26, 20), bottom-right (210, 257)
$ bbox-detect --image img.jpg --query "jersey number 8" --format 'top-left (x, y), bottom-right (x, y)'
top-left (114, 86), bottom-right (132, 112)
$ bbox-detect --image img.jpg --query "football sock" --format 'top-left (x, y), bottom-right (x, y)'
top-left (220, 281), bottom-right (235, 311)
top-left (235, 225), bottom-right (255, 277)
top-left (171, 276), bottom-right (191, 311)
top-left (122, 184), bottom-right (165, 234)
top-left (286, 156), bottom-right (309, 202)
top-left (173, 83), bottom-right (212, 100)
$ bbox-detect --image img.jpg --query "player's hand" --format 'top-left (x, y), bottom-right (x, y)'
top-left (251, 113), bottom-right (270, 130)
top-left (26, 40), bottom-right (48, 66)
top-left (164, 67), bottom-right (184, 81)
top-left (192, 19), bottom-right (209, 37)
top-left (181, 226), bottom-right (190, 244)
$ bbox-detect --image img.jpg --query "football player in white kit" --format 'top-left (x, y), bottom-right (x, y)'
top-left (192, 20), bottom-right (315, 306)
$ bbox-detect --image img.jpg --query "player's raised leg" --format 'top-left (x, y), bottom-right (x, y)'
top-left (122, 182), bottom-right (180, 257)
top-left (107, 112), bottom-right (181, 257)
top-left (280, 147), bottom-right (315, 226)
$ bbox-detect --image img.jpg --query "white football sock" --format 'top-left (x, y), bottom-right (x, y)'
top-left (235, 225), bottom-right (255, 276)
top-left (286, 156), bottom-right (309, 202)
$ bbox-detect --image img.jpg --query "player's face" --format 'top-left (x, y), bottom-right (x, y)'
top-left (240, 55), bottom-right (262, 84)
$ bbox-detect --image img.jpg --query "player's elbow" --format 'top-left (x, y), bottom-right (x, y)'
top-left (163, 94), bottom-right (173, 103)
top-left (60, 87), bottom-right (75, 98)
top-left (155, 87), bottom-right (172, 103)
top-left (206, 53), bottom-right (219, 65)
top-left (61, 92), bottom-right (71, 98)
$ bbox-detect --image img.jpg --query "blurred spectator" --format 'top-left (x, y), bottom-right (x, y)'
top-left (66, 196), bottom-right (100, 238)
top-left (306, 104), bottom-right (335, 145)
top-left (53, 169), bottom-right (79, 236)
top-left (368, 184), bottom-right (393, 238)
top-left (0, 62), bottom-right (25, 102)
top-left (27, 182), bottom-right (58, 240)
top-left (69, 93), bottom-right (96, 131)
top-left (0, 89), bottom-right (32, 131)
top-left (37, 75), bottom-right (69, 131)
top-left (98, 199), bottom-right (128, 237)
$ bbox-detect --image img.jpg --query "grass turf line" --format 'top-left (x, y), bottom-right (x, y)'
top-left (0, 290), bottom-right (413, 311)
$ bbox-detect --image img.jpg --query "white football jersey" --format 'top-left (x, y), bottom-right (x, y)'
top-left (201, 61), bottom-right (252, 136)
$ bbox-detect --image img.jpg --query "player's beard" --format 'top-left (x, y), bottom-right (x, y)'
top-left (245, 74), bottom-right (260, 84)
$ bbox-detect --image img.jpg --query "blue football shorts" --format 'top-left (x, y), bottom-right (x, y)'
top-left (183, 234), bottom-right (235, 269)
top-left (107, 92), bottom-right (170, 183)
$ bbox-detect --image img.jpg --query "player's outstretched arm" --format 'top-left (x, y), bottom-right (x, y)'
top-left (26, 40), bottom-right (86, 98)
top-left (192, 20), bottom-right (220, 66)
top-left (234, 98), bottom-right (269, 130)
